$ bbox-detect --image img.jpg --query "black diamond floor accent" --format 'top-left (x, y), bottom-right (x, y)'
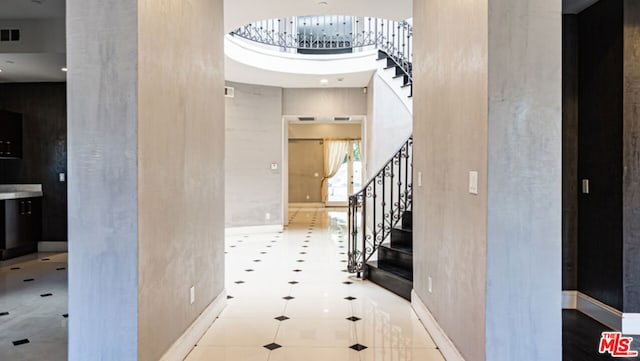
top-left (10, 267), bottom-right (20, 270)
top-left (245, 269), bottom-right (254, 272)
top-left (23, 279), bottom-right (34, 282)
top-left (40, 293), bottom-right (53, 297)
top-left (0, 312), bottom-right (9, 316)
top-left (346, 316), bottom-right (361, 322)
top-left (260, 252), bottom-right (267, 254)
top-left (263, 343), bottom-right (282, 350)
top-left (234, 281), bottom-right (245, 284)
top-left (230, 245), bottom-right (236, 248)
top-left (62, 314), bottom-right (68, 318)
top-left (13, 339), bottom-right (29, 346)
top-left (227, 295), bottom-right (234, 299)
top-left (350, 344), bottom-right (367, 351)
top-left (283, 296), bottom-right (295, 300)
top-left (267, 246), bottom-right (272, 248)
top-left (344, 296), bottom-right (357, 301)
top-left (253, 259), bottom-right (261, 262)
top-left (56, 267), bottom-right (66, 271)
top-left (296, 260), bottom-right (305, 263)
top-left (343, 281), bottom-right (353, 285)
top-left (288, 281), bottom-right (299, 285)
top-left (41, 258), bottom-right (50, 261)
top-left (302, 246), bottom-right (308, 248)
top-left (341, 260), bottom-right (347, 262)
top-left (293, 269), bottom-right (302, 272)
top-left (300, 252), bottom-right (307, 254)
top-left (274, 315), bottom-right (290, 321)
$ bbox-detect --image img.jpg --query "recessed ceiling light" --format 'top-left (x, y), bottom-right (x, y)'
top-left (337, 77), bottom-right (344, 82)
top-left (61, 67), bottom-right (67, 72)
top-left (320, 79), bottom-right (329, 84)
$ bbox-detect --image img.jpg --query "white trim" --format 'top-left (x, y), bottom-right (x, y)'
top-left (159, 290), bottom-right (227, 361)
top-left (576, 292), bottom-right (622, 331)
top-left (225, 225), bottom-right (283, 236)
top-left (562, 290), bottom-right (577, 309)
top-left (38, 241), bottom-right (68, 252)
top-left (622, 313), bottom-right (640, 334)
top-left (411, 290), bottom-right (465, 361)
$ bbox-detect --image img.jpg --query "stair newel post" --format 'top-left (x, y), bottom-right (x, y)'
top-left (404, 140), bottom-right (409, 211)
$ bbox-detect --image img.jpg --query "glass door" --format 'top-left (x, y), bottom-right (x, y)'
top-left (326, 141), bottom-right (362, 207)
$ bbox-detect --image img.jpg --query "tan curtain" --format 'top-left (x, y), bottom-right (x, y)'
top-left (321, 139), bottom-right (351, 201)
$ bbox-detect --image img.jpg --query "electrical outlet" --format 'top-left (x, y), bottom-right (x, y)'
top-left (190, 286), bottom-right (195, 305)
top-left (265, 213), bottom-right (271, 220)
top-left (428, 277), bottom-right (433, 293)
top-left (417, 171), bottom-right (422, 187)
top-left (59, 173), bottom-right (66, 182)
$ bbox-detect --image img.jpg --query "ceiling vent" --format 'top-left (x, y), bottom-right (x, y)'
top-left (0, 29), bottom-right (20, 42)
top-left (334, 116), bottom-right (350, 121)
top-left (224, 86), bottom-right (235, 98)
top-left (298, 117), bottom-right (315, 121)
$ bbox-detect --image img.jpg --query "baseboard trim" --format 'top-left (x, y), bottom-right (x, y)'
top-left (562, 290), bottom-right (577, 309)
top-left (411, 290), bottom-right (465, 361)
top-left (159, 289), bottom-right (227, 361)
top-left (38, 241), bottom-right (68, 252)
top-left (225, 225), bottom-right (283, 236)
top-left (576, 292), bottom-right (622, 331)
top-left (622, 313), bottom-right (640, 334)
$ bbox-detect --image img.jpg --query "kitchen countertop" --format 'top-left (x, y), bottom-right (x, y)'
top-left (0, 184), bottom-right (43, 200)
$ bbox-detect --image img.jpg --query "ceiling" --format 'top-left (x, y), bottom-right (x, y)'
top-left (0, 0), bottom-right (65, 19)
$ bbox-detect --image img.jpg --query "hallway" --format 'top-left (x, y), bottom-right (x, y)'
top-left (186, 208), bottom-right (443, 361)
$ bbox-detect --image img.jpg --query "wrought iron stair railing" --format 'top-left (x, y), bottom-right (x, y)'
top-left (348, 136), bottom-right (412, 276)
top-left (230, 15), bottom-right (412, 84)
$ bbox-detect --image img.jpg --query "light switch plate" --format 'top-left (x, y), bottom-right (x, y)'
top-left (469, 171), bottom-right (478, 195)
top-left (582, 179), bottom-right (589, 194)
top-left (270, 162), bottom-right (278, 170)
top-left (417, 171), bottom-right (423, 187)
top-left (59, 173), bottom-right (66, 182)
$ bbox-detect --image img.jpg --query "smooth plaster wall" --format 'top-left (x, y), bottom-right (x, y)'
top-left (412, 0), bottom-right (488, 359)
top-left (485, 0), bottom-right (562, 359)
top-left (225, 81), bottom-right (283, 228)
top-left (137, 0), bottom-right (225, 359)
top-left (365, 72), bottom-right (412, 179)
top-left (413, 0), bottom-right (562, 360)
top-left (622, 0), bottom-right (640, 313)
top-left (67, 0), bottom-right (139, 358)
top-left (282, 87), bottom-right (366, 116)
top-left (68, 0), bottom-right (226, 360)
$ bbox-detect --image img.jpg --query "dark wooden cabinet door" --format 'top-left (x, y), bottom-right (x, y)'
top-left (0, 110), bottom-right (23, 158)
top-left (21, 198), bottom-right (42, 243)
top-left (3, 199), bottom-right (20, 249)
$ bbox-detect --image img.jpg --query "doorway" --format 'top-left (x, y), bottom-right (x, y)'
top-left (326, 140), bottom-right (362, 206)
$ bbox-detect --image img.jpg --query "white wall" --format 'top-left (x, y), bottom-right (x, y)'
top-left (225, 81), bottom-right (283, 228)
top-left (365, 72), bottom-right (412, 179)
top-left (283, 87), bottom-right (366, 117)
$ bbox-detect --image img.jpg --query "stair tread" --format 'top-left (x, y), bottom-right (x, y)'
top-left (380, 243), bottom-right (412, 255)
top-left (367, 260), bottom-right (413, 281)
top-left (393, 226), bottom-right (413, 233)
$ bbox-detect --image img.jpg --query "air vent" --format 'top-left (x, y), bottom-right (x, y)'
top-left (334, 116), bottom-right (350, 121)
top-left (224, 86), bottom-right (235, 98)
top-left (298, 117), bottom-right (315, 121)
top-left (0, 29), bottom-right (20, 42)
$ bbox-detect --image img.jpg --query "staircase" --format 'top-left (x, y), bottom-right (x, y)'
top-left (377, 50), bottom-right (412, 98)
top-left (347, 136), bottom-right (413, 301)
top-left (365, 210), bottom-right (413, 300)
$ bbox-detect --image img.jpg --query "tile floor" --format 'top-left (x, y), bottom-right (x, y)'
top-left (0, 252), bottom-right (68, 361)
top-left (186, 208), bottom-right (443, 361)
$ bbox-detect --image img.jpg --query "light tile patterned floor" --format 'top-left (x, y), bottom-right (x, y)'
top-left (0, 252), bottom-right (68, 361)
top-left (186, 208), bottom-right (443, 361)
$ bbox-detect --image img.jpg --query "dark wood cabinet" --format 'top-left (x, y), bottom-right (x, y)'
top-left (0, 109), bottom-right (23, 159)
top-left (1, 197), bottom-right (41, 260)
